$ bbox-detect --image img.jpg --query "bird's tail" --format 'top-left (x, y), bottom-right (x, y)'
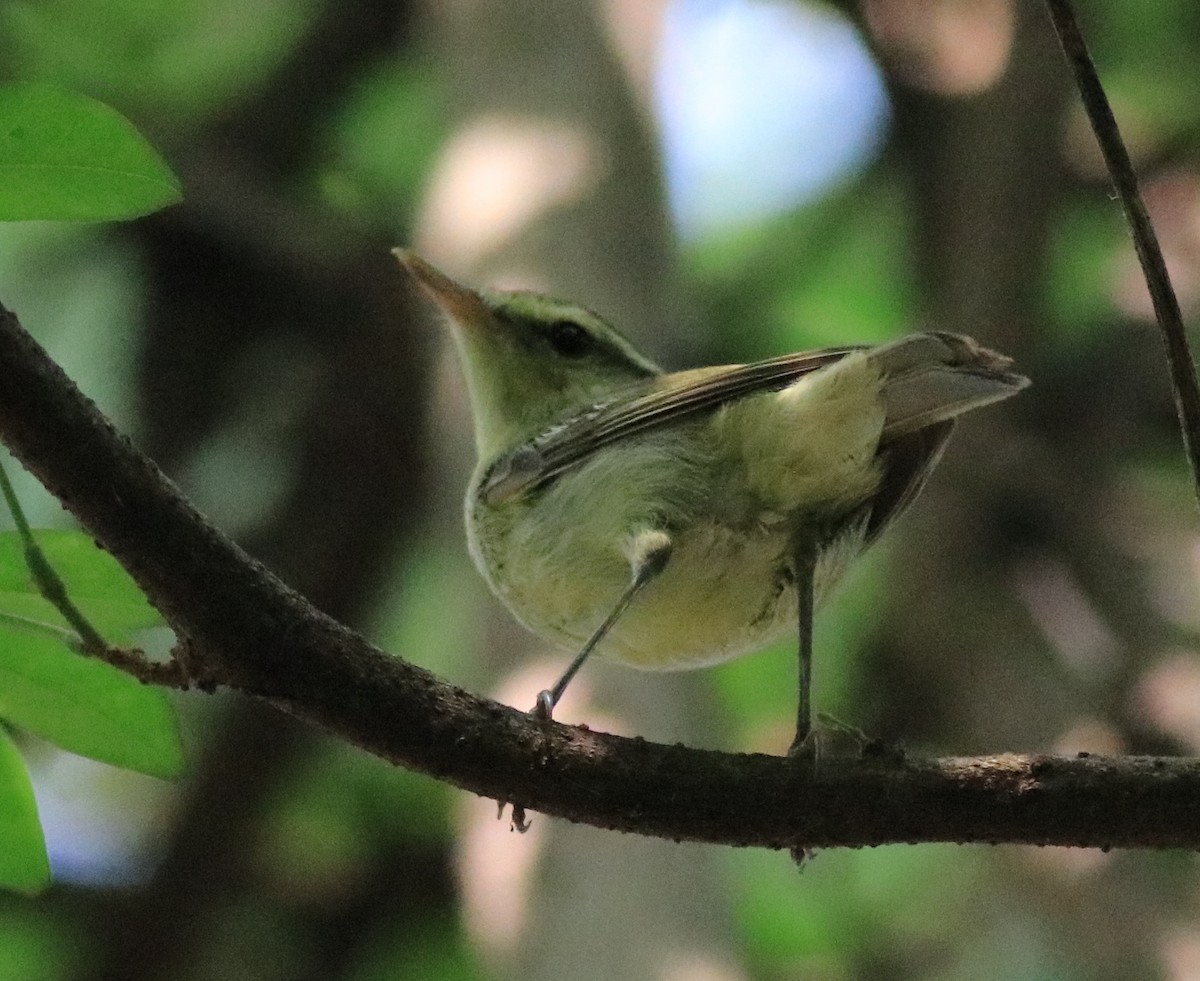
top-left (869, 331), bottom-right (1029, 440)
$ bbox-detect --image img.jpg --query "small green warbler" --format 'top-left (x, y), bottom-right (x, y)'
top-left (396, 250), bottom-right (1027, 751)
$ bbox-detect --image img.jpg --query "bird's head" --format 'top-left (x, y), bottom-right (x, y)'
top-left (395, 250), bottom-right (660, 460)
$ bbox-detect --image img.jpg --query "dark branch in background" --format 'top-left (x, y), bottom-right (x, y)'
top-left (3, 301), bottom-right (1200, 851)
top-left (865, 4), bottom-right (1066, 749)
top-left (80, 2), bottom-right (433, 977)
top-left (1044, 0), bottom-right (1200, 510)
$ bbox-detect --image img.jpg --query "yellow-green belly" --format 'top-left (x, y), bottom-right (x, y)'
top-left (467, 471), bottom-right (870, 671)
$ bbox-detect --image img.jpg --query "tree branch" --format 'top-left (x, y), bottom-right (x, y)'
top-left (1, 300), bottom-right (1199, 850)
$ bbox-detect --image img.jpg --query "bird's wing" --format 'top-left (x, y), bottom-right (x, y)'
top-left (480, 347), bottom-right (861, 504)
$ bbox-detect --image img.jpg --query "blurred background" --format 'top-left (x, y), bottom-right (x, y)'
top-left (2, 0), bottom-right (1200, 978)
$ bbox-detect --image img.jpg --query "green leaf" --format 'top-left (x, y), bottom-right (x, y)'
top-left (0, 529), bottom-right (181, 776)
top-left (0, 727), bottom-right (50, 896)
top-left (0, 83), bottom-right (181, 221)
top-left (0, 530), bottom-right (163, 639)
top-left (0, 627), bottom-right (183, 778)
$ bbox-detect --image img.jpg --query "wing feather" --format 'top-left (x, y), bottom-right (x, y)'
top-left (481, 347), bottom-right (861, 503)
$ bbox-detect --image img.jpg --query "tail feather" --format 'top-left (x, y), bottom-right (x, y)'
top-left (858, 331), bottom-right (1027, 544)
top-left (869, 331), bottom-right (1029, 441)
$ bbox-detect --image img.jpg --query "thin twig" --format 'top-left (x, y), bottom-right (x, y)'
top-left (0, 459), bottom-right (108, 653)
top-left (101, 646), bottom-right (190, 688)
top-left (0, 459), bottom-right (188, 687)
top-left (1044, 0), bottom-right (1200, 510)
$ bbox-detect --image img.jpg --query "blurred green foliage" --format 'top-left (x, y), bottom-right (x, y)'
top-left (690, 174), bottom-right (915, 360)
top-left (1, 0), bottom-right (322, 125)
top-left (314, 59), bottom-right (450, 223)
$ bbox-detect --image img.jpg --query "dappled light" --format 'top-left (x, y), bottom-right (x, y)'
top-left (1013, 557), bottom-right (1121, 675)
top-left (417, 116), bottom-right (603, 270)
top-left (864, 0), bottom-right (1016, 95)
top-left (1137, 655), bottom-right (1200, 751)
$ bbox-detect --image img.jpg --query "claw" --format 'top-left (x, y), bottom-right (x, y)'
top-left (497, 799), bottom-right (533, 833)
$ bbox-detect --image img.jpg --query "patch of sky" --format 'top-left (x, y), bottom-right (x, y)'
top-left (656, 0), bottom-right (889, 240)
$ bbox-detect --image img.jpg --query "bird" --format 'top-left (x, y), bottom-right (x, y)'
top-left (396, 249), bottom-right (1028, 753)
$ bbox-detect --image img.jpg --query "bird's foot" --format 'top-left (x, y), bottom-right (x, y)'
top-left (495, 690), bottom-right (560, 833)
top-left (498, 799), bottom-right (532, 833)
top-left (816, 712), bottom-right (905, 763)
top-left (785, 731), bottom-right (819, 870)
top-left (787, 726), bottom-right (822, 763)
top-left (788, 714), bottom-right (901, 761)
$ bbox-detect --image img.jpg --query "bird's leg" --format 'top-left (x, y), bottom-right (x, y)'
top-left (788, 536), bottom-right (818, 758)
top-left (507, 531), bottom-right (672, 832)
top-left (532, 529), bottom-right (673, 721)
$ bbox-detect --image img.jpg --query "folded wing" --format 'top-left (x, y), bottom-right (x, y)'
top-left (480, 332), bottom-right (1027, 511)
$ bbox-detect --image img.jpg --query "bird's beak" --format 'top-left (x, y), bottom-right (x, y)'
top-left (392, 249), bottom-right (490, 331)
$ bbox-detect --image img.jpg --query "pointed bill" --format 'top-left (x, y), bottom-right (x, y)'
top-left (392, 249), bottom-right (490, 330)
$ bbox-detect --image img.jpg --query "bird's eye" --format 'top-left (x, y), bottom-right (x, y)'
top-left (547, 320), bottom-right (591, 358)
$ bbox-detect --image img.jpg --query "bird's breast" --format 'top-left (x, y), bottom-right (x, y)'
top-left (467, 475), bottom-right (868, 671)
